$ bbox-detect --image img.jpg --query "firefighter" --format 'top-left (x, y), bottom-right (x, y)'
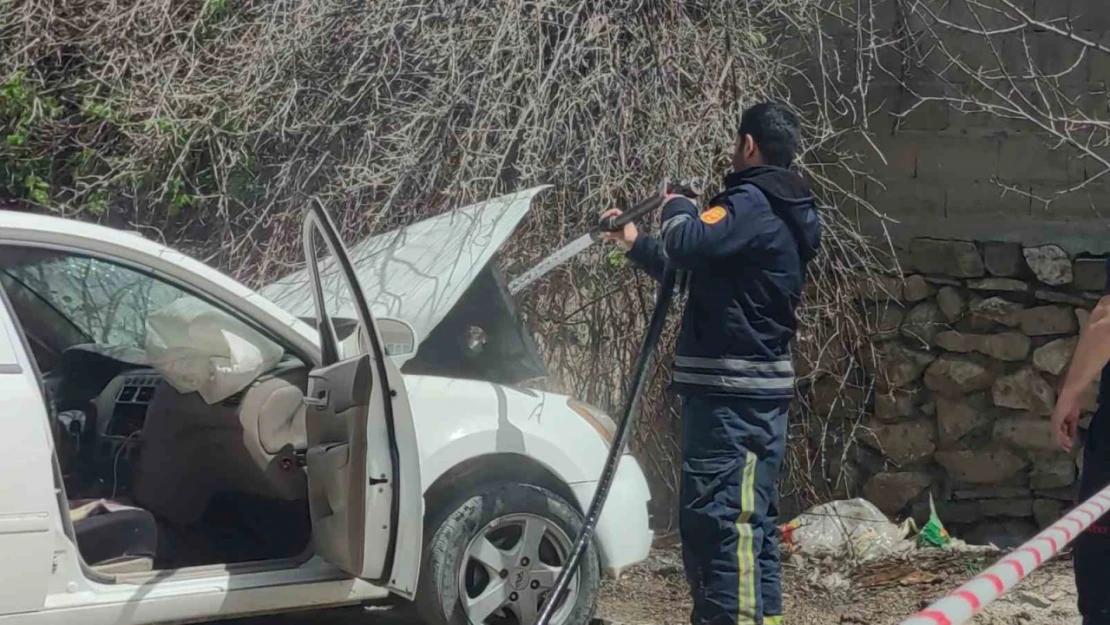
top-left (602, 102), bottom-right (821, 625)
top-left (1049, 259), bottom-right (1110, 625)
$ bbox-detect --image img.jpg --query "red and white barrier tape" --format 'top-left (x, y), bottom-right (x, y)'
top-left (898, 483), bottom-right (1110, 625)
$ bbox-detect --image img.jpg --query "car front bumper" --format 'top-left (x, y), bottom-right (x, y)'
top-left (570, 454), bottom-right (653, 578)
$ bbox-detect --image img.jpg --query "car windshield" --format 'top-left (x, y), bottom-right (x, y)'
top-left (0, 270), bottom-right (90, 344)
top-left (1, 252), bottom-right (185, 348)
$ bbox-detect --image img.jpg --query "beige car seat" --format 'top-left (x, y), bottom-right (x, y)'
top-left (133, 362), bottom-right (309, 525)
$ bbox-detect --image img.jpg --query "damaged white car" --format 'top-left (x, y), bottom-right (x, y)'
top-left (0, 187), bottom-right (652, 625)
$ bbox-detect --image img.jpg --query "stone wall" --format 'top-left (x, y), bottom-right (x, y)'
top-left (860, 237), bottom-right (1106, 545)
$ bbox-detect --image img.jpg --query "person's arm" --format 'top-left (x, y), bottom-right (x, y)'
top-left (599, 207), bottom-right (665, 282)
top-left (624, 234), bottom-right (666, 282)
top-left (657, 188), bottom-right (767, 268)
top-left (1051, 295), bottom-right (1110, 450)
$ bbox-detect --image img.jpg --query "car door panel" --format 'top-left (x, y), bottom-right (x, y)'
top-left (0, 286), bottom-right (56, 616)
top-left (307, 355), bottom-right (372, 417)
top-left (301, 203), bottom-right (420, 592)
top-left (304, 356), bottom-right (370, 575)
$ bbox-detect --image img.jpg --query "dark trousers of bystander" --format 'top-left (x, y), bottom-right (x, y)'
top-left (1076, 398), bottom-right (1110, 624)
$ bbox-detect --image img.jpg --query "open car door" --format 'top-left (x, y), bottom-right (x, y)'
top-left (301, 202), bottom-right (422, 596)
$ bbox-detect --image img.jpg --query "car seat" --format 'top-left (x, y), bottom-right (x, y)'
top-left (69, 499), bottom-right (158, 574)
top-left (134, 362), bottom-right (309, 525)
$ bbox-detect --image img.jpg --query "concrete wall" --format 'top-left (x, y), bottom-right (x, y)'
top-left (833, 0), bottom-right (1110, 254)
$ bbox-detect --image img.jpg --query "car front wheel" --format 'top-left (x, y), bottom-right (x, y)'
top-left (416, 483), bottom-right (600, 625)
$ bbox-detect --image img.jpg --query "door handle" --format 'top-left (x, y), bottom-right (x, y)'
top-left (304, 389), bottom-right (329, 410)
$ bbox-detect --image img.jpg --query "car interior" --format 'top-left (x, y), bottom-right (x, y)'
top-left (0, 247), bottom-right (315, 576)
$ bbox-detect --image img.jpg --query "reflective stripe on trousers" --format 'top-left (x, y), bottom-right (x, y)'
top-left (737, 452), bottom-right (757, 623)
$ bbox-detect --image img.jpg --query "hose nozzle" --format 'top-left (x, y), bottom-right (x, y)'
top-left (667, 177), bottom-right (704, 199)
top-left (597, 177), bottom-right (705, 233)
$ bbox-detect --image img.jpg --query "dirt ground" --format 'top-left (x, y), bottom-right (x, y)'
top-left (597, 545), bottom-right (1083, 625)
top-left (225, 546), bottom-right (1083, 625)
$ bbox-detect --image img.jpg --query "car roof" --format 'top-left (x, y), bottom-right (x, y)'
top-left (0, 209), bottom-right (174, 257)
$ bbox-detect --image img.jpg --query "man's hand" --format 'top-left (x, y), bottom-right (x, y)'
top-left (1051, 391), bottom-right (1082, 451)
top-left (600, 208), bottom-right (638, 250)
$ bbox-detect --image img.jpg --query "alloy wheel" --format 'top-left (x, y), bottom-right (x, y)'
top-left (457, 512), bottom-right (579, 625)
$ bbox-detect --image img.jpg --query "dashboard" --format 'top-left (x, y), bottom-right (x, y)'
top-left (101, 371), bottom-right (159, 437)
top-left (88, 369), bottom-right (163, 495)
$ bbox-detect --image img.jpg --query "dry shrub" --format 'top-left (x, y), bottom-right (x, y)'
top-left (1, 0), bottom-right (893, 529)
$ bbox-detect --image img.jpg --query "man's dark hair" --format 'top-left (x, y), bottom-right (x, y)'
top-left (738, 102), bottom-right (801, 168)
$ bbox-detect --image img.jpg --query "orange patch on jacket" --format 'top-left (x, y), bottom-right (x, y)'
top-left (700, 205), bottom-right (727, 225)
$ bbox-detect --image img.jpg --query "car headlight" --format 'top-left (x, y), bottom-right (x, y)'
top-left (567, 398), bottom-right (617, 445)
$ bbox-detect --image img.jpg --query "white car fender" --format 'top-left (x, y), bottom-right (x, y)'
top-left (403, 375), bottom-right (610, 489)
top-left (402, 375), bottom-right (654, 575)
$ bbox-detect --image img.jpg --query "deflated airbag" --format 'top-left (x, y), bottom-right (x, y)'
top-left (145, 297), bottom-right (284, 404)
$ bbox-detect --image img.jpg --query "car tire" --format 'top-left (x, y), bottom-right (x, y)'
top-left (416, 483), bottom-right (600, 625)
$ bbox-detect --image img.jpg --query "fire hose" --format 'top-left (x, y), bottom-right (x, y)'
top-left (898, 482), bottom-right (1110, 625)
top-left (534, 179), bottom-right (700, 625)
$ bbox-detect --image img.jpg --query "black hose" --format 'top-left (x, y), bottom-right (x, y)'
top-left (596, 178), bottom-right (702, 234)
top-left (597, 192), bottom-right (666, 233)
top-left (536, 266), bottom-right (678, 625)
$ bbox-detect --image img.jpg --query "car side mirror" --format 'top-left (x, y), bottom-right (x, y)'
top-left (377, 317), bottom-right (418, 357)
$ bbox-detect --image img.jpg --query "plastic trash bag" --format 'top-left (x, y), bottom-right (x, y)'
top-left (917, 494), bottom-right (952, 548)
top-left (779, 498), bottom-right (907, 562)
top-left (145, 297), bottom-right (284, 404)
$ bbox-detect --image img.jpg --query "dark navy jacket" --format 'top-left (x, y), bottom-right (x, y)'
top-left (626, 166), bottom-right (821, 398)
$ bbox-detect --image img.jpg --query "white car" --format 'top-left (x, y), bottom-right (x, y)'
top-left (0, 188), bottom-right (652, 625)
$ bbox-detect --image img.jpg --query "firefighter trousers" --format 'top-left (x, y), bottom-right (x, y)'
top-left (679, 394), bottom-right (788, 625)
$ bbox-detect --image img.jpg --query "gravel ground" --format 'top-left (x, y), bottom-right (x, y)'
top-left (219, 546), bottom-right (1083, 625)
top-left (598, 546), bottom-right (1083, 625)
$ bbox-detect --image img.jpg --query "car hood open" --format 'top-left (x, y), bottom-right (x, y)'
top-left (259, 186), bottom-right (548, 346)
